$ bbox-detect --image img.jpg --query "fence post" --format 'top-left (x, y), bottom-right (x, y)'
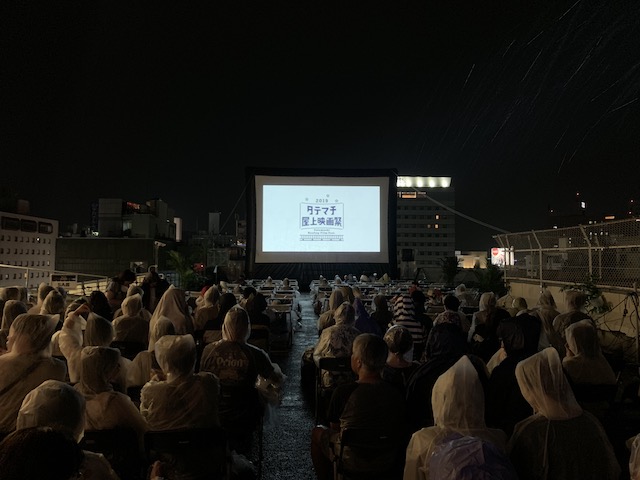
top-left (579, 225), bottom-right (592, 278)
top-left (532, 231), bottom-right (543, 286)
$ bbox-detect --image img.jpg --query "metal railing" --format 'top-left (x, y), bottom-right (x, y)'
top-left (494, 218), bottom-right (640, 292)
top-left (0, 264), bottom-right (110, 297)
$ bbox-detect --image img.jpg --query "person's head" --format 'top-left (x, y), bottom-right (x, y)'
top-left (282, 278), bottom-right (290, 288)
top-left (89, 290), bottom-right (111, 312)
top-left (511, 297), bottom-right (528, 312)
top-left (455, 284), bottom-right (467, 295)
top-left (383, 325), bottom-right (414, 357)
top-left (77, 346), bottom-right (121, 395)
top-left (41, 289), bottom-right (65, 316)
top-left (36, 283), bottom-right (56, 304)
top-left (328, 289), bottom-right (344, 311)
top-left (478, 292), bottom-right (497, 312)
top-left (126, 284), bottom-right (144, 298)
top-left (203, 284), bottom-right (221, 307)
top-left (334, 301), bottom-right (356, 326)
top-left (339, 285), bottom-right (355, 304)
top-left (1, 300), bottom-right (28, 333)
top-left (64, 297), bottom-right (89, 319)
top-left (241, 286), bottom-right (257, 300)
top-left (149, 316), bottom-right (175, 350)
top-left (565, 319), bottom-right (600, 358)
top-left (222, 306), bottom-right (251, 342)
top-left (121, 293), bottom-right (143, 317)
top-left (443, 294), bottom-right (461, 312)
top-left (425, 322), bottom-right (468, 359)
top-left (17, 380), bottom-right (86, 442)
top-left (118, 269), bottom-right (137, 286)
top-left (538, 290), bottom-right (557, 309)
top-left (515, 347), bottom-right (582, 420)
top-left (246, 293), bottom-right (268, 314)
top-left (7, 313), bottom-right (57, 355)
top-left (373, 294), bottom-right (389, 312)
top-left (351, 333), bottom-right (388, 374)
top-left (84, 313), bottom-right (114, 346)
top-left (154, 334), bottom-right (197, 381)
top-left (0, 427), bottom-right (84, 480)
top-left (432, 355), bottom-right (486, 429)
top-left (497, 319), bottom-right (525, 357)
top-left (565, 290), bottom-right (588, 311)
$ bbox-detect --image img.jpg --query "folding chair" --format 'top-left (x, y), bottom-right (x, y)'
top-left (248, 324), bottom-right (271, 355)
top-left (315, 356), bottom-right (354, 424)
top-left (144, 427), bottom-right (230, 480)
top-left (81, 428), bottom-right (145, 480)
top-left (333, 427), bottom-right (405, 480)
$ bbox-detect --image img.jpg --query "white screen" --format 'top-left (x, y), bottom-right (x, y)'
top-left (254, 175), bottom-right (390, 263)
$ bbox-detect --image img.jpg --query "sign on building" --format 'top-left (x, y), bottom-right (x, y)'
top-left (50, 274), bottom-right (78, 289)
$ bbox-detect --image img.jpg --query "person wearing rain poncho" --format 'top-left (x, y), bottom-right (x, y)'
top-left (507, 347), bottom-right (620, 480)
top-left (16, 379), bottom-right (119, 479)
top-left (404, 355), bottom-right (508, 480)
top-left (317, 289), bottom-right (344, 334)
top-left (0, 299), bottom-right (28, 354)
top-left (112, 294), bottom-right (150, 344)
top-left (127, 316), bottom-right (175, 388)
top-left (200, 306), bottom-right (284, 453)
top-left (59, 303), bottom-right (130, 390)
top-left (113, 285), bottom-right (152, 322)
top-left (75, 346), bottom-right (148, 452)
top-left (0, 314), bottom-right (67, 433)
top-left (147, 286), bottom-right (194, 350)
top-left (140, 334), bottom-right (220, 431)
top-left (26, 282), bottom-right (56, 314)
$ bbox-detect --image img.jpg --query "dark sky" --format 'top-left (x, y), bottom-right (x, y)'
top-left (3, 0), bottom-right (640, 251)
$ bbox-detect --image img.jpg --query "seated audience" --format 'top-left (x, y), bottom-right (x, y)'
top-left (40, 288), bottom-right (67, 330)
top-left (553, 289), bottom-right (594, 340)
top-left (371, 293), bottom-right (394, 334)
top-left (127, 316), bottom-right (175, 389)
top-left (354, 297), bottom-right (382, 336)
top-left (455, 283), bottom-right (477, 307)
top-left (404, 355), bottom-right (508, 480)
top-left (26, 282), bottom-right (56, 315)
top-left (405, 322), bottom-right (468, 433)
top-left (468, 292), bottom-right (511, 363)
top-left (193, 284), bottom-right (220, 331)
top-left (112, 294), bottom-right (149, 344)
top-left (508, 347), bottom-right (620, 480)
top-left (507, 297), bottom-right (528, 317)
top-left (0, 426), bottom-right (84, 480)
top-left (531, 290), bottom-right (563, 355)
top-left (105, 269), bottom-right (137, 313)
top-left (200, 306), bottom-right (283, 453)
top-left (311, 333), bottom-right (408, 480)
top-left (382, 325), bottom-right (419, 393)
top-left (148, 286), bottom-right (194, 349)
top-left (245, 292), bottom-right (272, 328)
top-left (140, 334), bottom-right (220, 430)
top-left (75, 346), bottom-right (148, 451)
top-left (392, 294), bottom-right (428, 361)
top-left (317, 289), bottom-right (344, 334)
top-left (113, 285), bottom-right (151, 322)
top-left (0, 314), bottom-right (67, 433)
top-left (433, 295), bottom-right (470, 333)
top-left (0, 299), bottom-right (28, 354)
top-left (88, 290), bottom-right (114, 322)
top-left (485, 320), bottom-right (534, 437)
top-left (313, 302), bottom-right (360, 389)
top-left (16, 379), bottom-right (119, 479)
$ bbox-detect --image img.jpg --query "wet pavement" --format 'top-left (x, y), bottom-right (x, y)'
top-left (260, 292), bottom-right (318, 480)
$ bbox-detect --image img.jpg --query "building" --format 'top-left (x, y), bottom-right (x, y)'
top-left (56, 198), bottom-right (180, 278)
top-left (396, 176), bottom-right (456, 280)
top-left (0, 211), bottom-right (58, 288)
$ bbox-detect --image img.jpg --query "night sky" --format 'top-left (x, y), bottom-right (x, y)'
top-left (3, 1), bottom-right (639, 251)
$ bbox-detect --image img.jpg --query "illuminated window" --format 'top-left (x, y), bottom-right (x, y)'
top-left (435, 214), bottom-right (440, 220)
top-left (435, 224), bottom-right (439, 229)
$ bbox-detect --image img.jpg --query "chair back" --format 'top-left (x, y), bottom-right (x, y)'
top-left (248, 325), bottom-right (270, 354)
top-left (335, 427), bottom-right (405, 480)
top-left (315, 356), bottom-right (354, 423)
top-left (81, 428), bottom-right (144, 480)
top-left (144, 427), bottom-right (229, 480)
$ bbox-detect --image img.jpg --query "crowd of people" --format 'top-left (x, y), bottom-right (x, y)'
top-left (0, 270), bottom-right (637, 479)
top-left (307, 276), bottom-right (633, 480)
top-left (0, 269), bottom-right (285, 479)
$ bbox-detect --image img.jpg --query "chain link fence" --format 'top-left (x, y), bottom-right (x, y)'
top-left (494, 218), bottom-right (640, 291)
